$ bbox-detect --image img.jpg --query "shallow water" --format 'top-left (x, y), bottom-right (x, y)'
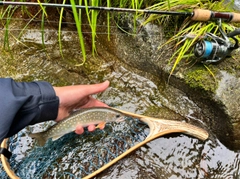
top-left (0, 22), bottom-right (240, 178)
top-left (1, 118), bottom-right (149, 179)
top-left (98, 136), bottom-right (240, 179)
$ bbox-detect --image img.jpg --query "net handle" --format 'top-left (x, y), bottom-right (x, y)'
top-left (0, 139), bottom-right (20, 179)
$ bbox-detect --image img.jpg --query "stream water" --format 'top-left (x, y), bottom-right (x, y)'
top-left (0, 20), bottom-right (240, 179)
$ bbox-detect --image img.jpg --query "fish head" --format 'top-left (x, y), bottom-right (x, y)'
top-left (107, 111), bottom-right (126, 123)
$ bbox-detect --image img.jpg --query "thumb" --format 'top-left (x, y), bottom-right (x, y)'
top-left (83, 80), bottom-right (110, 95)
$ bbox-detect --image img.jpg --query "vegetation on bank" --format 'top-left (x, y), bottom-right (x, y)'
top-left (0, 0), bottom-right (239, 71)
top-left (185, 65), bottom-right (218, 92)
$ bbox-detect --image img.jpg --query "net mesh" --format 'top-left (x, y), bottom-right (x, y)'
top-left (0, 117), bottom-right (149, 179)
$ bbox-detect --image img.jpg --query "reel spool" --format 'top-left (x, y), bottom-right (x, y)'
top-left (194, 20), bottom-right (240, 63)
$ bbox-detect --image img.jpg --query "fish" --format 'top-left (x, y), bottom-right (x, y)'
top-left (29, 107), bottom-right (125, 146)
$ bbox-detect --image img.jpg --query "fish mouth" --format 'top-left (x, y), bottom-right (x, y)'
top-left (116, 117), bottom-right (126, 123)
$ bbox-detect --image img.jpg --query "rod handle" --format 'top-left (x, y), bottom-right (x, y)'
top-left (192, 9), bottom-right (240, 22)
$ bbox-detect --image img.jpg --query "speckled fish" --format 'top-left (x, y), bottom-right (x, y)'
top-left (29, 107), bottom-right (125, 146)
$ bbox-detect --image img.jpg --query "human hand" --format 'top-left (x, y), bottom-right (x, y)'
top-left (53, 80), bottom-right (109, 135)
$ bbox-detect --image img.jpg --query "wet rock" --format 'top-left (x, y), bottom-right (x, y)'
top-left (0, 8), bottom-right (240, 149)
top-left (0, 12), bottom-right (240, 149)
top-left (96, 14), bottom-right (240, 150)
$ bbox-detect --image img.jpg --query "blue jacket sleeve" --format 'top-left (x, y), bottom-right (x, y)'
top-left (0, 78), bottom-right (59, 144)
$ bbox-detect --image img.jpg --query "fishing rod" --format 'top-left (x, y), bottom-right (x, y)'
top-left (1, 1), bottom-right (240, 63)
top-left (0, 1), bottom-right (240, 22)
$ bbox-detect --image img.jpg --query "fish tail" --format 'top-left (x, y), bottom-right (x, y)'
top-left (29, 132), bottom-right (48, 146)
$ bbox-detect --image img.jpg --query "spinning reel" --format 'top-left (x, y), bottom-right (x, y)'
top-left (194, 20), bottom-right (240, 64)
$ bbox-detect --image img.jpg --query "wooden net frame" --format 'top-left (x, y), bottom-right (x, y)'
top-left (1, 109), bottom-right (209, 179)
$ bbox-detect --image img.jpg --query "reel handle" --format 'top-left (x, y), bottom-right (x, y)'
top-left (227, 28), bottom-right (240, 37)
top-left (192, 9), bottom-right (240, 22)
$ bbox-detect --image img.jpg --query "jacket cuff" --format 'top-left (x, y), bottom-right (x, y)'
top-left (33, 81), bottom-right (59, 124)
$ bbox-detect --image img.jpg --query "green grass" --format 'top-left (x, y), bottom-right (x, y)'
top-left (0, 5), bottom-right (18, 50)
top-left (144, 0), bottom-right (239, 75)
top-left (0, 0), bottom-right (239, 69)
top-left (70, 0), bottom-right (86, 65)
top-left (107, 0), bottom-right (111, 41)
top-left (58, 0), bottom-right (67, 57)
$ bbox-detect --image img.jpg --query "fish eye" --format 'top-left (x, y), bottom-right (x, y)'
top-left (116, 114), bottom-right (121, 118)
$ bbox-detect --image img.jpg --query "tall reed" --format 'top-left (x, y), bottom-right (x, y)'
top-left (0, 0), bottom-right (239, 69)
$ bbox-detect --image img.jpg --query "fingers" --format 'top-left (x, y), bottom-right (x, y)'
top-left (75, 124), bottom-right (105, 135)
top-left (75, 124), bottom-right (96, 135)
top-left (82, 80), bottom-right (110, 96)
top-left (75, 125), bottom-right (84, 134)
top-left (53, 80), bottom-right (110, 102)
top-left (54, 80), bottom-right (110, 122)
top-left (87, 125), bottom-right (96, 132)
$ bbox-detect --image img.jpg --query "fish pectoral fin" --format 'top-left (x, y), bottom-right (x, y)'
top-left (52, 134), bottom-right (64, 141)
top-left (96, 122), bottom-right (106, 129)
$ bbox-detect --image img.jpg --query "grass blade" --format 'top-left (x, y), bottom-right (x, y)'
top-left (70, 0), bottom-right (86, 65)
top-left (58, 0), bottom-right (67, 58)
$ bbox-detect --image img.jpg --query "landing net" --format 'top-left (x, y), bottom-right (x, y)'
top-left (0, 117), bottom-right (149, 178)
